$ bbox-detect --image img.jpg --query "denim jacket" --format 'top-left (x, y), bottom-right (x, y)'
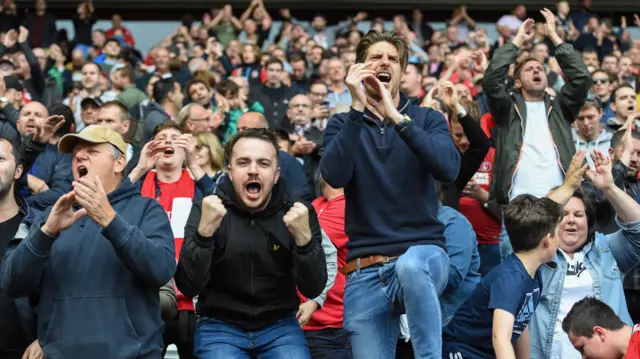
top-left (438, 205), bottom-right (481, 326)
top-left (530, 217), bottom-right (640, 359)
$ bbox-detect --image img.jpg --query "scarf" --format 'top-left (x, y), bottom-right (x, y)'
top-left (141, 169), bottom-right (195, 311)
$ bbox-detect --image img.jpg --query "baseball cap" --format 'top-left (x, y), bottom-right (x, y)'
top-left (80, 96), bottom-right (104, 108)
top-left (3, 75), bottom-right (23, 91)
top-left (58, 125), bottom-right (127, 154)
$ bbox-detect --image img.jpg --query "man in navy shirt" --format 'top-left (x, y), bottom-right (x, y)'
top-left (320, 30), bottom-right (460, 359)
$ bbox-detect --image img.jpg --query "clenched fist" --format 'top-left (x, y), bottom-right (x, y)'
top-left (198, 195), bottom-right (227, 237)
top-left (283, 202), bottom-right (312, 247)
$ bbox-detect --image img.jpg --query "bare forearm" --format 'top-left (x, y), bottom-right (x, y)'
top-left (493, 338), bottom-right (517, 359)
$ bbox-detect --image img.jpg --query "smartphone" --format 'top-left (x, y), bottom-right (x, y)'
top-left (321, 100), bottom-right (330, 110)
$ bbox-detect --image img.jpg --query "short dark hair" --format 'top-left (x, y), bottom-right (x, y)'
top-left (611, 129), bottom-right (640, 150)
top-left (265, 57), bottom-right (284, 70)
top-left (103, 38), bottom-right (121, 49)
top-left (289, 52), bottom-right (306, 65)
top-left (0, 136), bottom-right (22, 166)
top-left (562, 297), bottom-right (625, 337)
top-left (356, 30), bottom-right (409, 71)
top-left (224, 128), bottom-right (280, 167)
top-left (216, 79), bottom-right (239, 97)
top-left (612, 84), bottom-right (635, 102)
top-left (514, 57), bottom-right (544, 81)
top-left (186, 78), bottom-right (211, 95)
top-left (153, 78), bottom-right (178, 104)
top-left (407, 62), bottom-right (424, 75)
top-left (152, 121), bottom-right (182, 139)
top-left (504, 194), bottom-right (563, 253)
top-left (47, 103), bottom-right (74, 137)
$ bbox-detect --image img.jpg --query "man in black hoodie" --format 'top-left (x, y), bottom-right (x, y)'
top-left (175, 128), bottom-right (327, 358)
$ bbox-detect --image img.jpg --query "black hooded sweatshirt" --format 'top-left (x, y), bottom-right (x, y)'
top-left (175, 179), bottom-right (327, 331)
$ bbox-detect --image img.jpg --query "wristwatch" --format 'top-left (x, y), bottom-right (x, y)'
top-left (395, 114), bottom-right (412, 133)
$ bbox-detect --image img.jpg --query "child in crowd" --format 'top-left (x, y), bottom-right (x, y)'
top-left (442, 194), bottom-right (562, 358)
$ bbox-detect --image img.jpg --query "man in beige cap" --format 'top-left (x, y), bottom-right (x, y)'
top-left (0, 124), bottom-right (176, 359)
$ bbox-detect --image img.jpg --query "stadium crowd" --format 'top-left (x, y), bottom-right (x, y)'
top-left (1, 0), bottom-right (640, 358)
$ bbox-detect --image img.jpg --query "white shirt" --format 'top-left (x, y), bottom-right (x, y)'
top-left (510, 101), bottom-right (564, 200)
top-left (497, 14), bottom-right (523, 31)
top-left (551, 250), bottom-right (596, 359)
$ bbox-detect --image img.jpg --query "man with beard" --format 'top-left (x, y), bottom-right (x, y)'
top-left (175, 128), bottom-right (326, 357)
top-left (484, 10), bottom-right (591, 259)
top-left (320, 30), bottom-right (460, 358)
top-left (16, 102), bottom-right (72, 211)
top-left (590, 70), bottom-right (616, 123)
top-left (1, 125), bottom-right (176, 359)
top-left (0, 109), bottom-right (62, 359)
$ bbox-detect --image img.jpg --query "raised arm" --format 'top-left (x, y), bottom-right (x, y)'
top-left (548, 151), bottom-right (588, 205)
top-left (540, 9), bottom-right (592, 122)
top-left (320, 63), bottom-right (375, 188)
top-left (287, 203), bottom-right (327, 300)
top-left (175, 197), bottom-right (225, 297)
top-left (483, 19), bottom-right (535, 125)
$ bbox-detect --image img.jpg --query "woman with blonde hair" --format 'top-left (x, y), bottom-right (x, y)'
top-left (193, 132), bottom-right (225, 181)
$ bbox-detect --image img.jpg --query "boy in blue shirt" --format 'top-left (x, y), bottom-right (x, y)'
top-left (442, 194), bottom-right (563, 358)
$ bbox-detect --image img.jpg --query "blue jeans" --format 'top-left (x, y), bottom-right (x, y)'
top-left (477, 243), bottom-right (501, 277)
top-left (343, 245), bottom-right (449, 359)
top-left (194, 316), bottom-right (311, 359)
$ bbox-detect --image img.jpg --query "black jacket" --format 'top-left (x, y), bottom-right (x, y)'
top-left (250, 85), bottom-right (299, 129)
top-left (175, 179), bottom-right (327, 331)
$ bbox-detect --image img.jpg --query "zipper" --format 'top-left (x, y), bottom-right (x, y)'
top-left (250, 218), bottom-right (256, 318)
top-left (509, 104), bottom-right (526, 200)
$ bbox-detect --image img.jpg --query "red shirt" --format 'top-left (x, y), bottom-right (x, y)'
top-left (625, 325), bottom-right (640, 359)
top-left (298, 195), bottom-right (349, 331)
top-left (458, 113), bottom-right (501, 245)
top-left (141, 170), bottom-right (195, 311)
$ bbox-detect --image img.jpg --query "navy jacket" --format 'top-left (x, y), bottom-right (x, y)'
top-left (1, 179), bottom-right (176, 359)
top-left (0, 196), bottom-right (40, 359)
top-left (320, 93), bottom-right (460, 261)
top-left (26, 144), bottom-right (73, 211)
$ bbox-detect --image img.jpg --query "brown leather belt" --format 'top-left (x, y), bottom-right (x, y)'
top-left (341, 255), bottom-right (399, 275)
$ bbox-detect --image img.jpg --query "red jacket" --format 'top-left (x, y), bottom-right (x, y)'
top-left (298, 195), bottom-right (349, 330)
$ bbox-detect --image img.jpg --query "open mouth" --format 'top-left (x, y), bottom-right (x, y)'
top-left (244, 181), bottom-right (262, 200)
top-left (77, 165), bottom-right (88, 178)
top-left (628, 105), bottom-right (636, 113)
top-left (164, 147), bottom-right (175, 155)
top-left (533, 75), bottom-right (542, 84)
top-left (376, 72), bottom-right (391, 84)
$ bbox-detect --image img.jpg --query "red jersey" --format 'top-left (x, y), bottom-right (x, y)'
top-left (298, 195), bottom-right (349, 331)
top-left (458, 113), bottom-right (501, 245)
top-left (141, 170), bottom-right (195, 311)
top-left (625, 325), bottom-right (640, 359)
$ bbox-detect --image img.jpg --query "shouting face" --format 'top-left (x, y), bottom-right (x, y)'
top-left (363, 41), bottom-right (403, 100)
top-left (228, 137), bottom-right (280, 210)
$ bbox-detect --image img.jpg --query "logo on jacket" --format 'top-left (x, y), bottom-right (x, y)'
top-left (479, 161), bottom-right (491, 172)
top-left (272, 244), bottom-right (280, 251)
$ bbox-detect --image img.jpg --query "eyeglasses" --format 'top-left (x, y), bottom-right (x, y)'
top-left (592, 78), bottom-right (609, 84)
top-left (310, 91), bottom-right (328, 97)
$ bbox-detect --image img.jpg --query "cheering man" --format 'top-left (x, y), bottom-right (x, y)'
top-left (320, 30), bottom-right (460, 359)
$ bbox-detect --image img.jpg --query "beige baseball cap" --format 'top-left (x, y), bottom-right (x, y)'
top-left (58, 125), bottom-right (127, 154)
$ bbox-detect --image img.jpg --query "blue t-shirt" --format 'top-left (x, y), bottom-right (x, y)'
top-left (442, 254), bottom-right (542, 358)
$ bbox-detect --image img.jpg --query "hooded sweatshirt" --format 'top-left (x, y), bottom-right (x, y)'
top-left (572, 128), bottom-right (613, 153)
top-left (0, 178), bottom-right (176, 359)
